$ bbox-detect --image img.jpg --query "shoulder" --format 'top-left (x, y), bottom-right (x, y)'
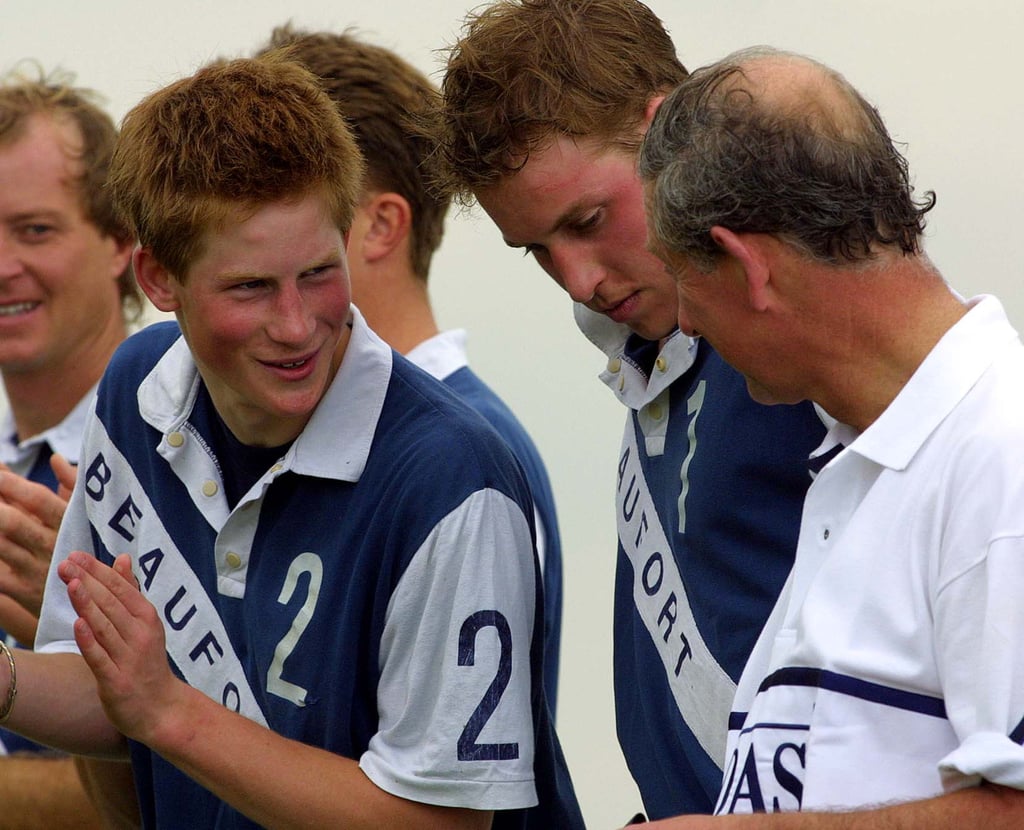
top-left (377, 358), bottom-right (531, 502)
top-left (386, 356), bottom-right (496, 444)
top-left (940, 355), bottom-right (1024, 496)
top-left (86, 321), bottom-right (198, 447)
top-left (442, 367), bottom-right (530, 443)
top-left (106, 321), bottom-right (183, 377)
top-left (443, 365), bottom-right (555, 479)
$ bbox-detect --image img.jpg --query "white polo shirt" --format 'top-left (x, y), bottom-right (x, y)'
top-left (719, 295), bottom-right (1024, 814)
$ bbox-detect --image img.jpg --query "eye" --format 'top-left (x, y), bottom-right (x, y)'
top-left (230, 278), bottom-right (266, 292)
top-left (569, 209), bottom-right (602, 234)
top-left (300, 260), bottom-right (343, 280)
top-left (16, 223), bottom-right (57, 243)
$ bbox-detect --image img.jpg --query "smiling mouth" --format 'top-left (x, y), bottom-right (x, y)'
top-left (0, 301), bottom-right (40, 317)
top-left (266, 352), bottom-right (317, 371)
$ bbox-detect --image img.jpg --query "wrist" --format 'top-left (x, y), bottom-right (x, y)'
top-left (0, 639), bottom-right (17, 722)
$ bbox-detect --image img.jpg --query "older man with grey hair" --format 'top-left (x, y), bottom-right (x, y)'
top-left (638, 45), bottom-right (1024, 829)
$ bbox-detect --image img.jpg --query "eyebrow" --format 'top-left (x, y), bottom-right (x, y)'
top-left (5, 209), bottom-right (65, 223)
top-left (214, 250), bottom-right (343, 283)
top-left (501, 200), bottom-right (595, 248)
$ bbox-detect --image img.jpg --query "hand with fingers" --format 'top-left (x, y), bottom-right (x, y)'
top-left (0, 455), bottom-right (78, 643)
top-left (52, 454), bottom-right (77, 502)
top-left (58, 552), bottom-right (185, 747)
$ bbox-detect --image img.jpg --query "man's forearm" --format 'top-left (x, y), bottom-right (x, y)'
top-left (142, 682), bottom-right (491, 830)
top-left (0, 596), bottom-right (37, 646)
top-left (74, 756), bottom-right (141, 830)
top-left (0, 755), bottom-right (104, 830)
top-left (1, 650), bottom-right (125, 756)
top-left (642, 783), bottom-right (1024, 830)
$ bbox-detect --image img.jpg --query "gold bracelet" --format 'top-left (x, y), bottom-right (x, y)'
top-left (0, 640), bottom-right (16, 723)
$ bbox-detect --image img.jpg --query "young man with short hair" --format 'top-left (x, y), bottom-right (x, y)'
top-left (0, 54), bottom-right (582, 829)
top-left (432, 0), bottom-right (827, 819)
top-left (258, 25), bottom-right (565, 713)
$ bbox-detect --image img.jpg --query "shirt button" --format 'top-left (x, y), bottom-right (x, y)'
top-left (269, 463), bottom-right (283, 474)
top-left (167, 432), bottom-right (185, 448)
top-left (225, 551), bottom-right (242, 569)
top-left (655, 356), bottom-right (668, 373)
top-left (608, 357), bottom-right (622, 373)
top-left (823, 528), bottom-right (830, 540)
top-left (201, 480), bottom-right (218, 497)
top-left (649, 402), bottom-right (663, 421)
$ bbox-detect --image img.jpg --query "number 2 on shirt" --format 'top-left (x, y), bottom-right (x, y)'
top-left (457, 610), bottom-right (519, 761)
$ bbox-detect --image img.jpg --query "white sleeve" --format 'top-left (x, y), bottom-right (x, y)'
top-left (937, 532), bottom-right (1024, 790)
top-left (359, 487), bottom-right (539, 810)
top-left (34, 426), bottom-right (101, 654)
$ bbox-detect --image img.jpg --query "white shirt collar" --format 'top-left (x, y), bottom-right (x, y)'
top-left (0, 382), bottom-right (99, 471)
top-left (137, 305), bottom-right (392, 484)
top-left (404, 329), bottom-right (469, 381)
top-left (849, 295), bottom-right (1017, 471)
top-left (573, 301), bottom-right (698, 409)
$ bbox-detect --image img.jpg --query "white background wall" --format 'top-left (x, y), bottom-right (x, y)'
top-left (3, 2), bottom-right (1022, 825)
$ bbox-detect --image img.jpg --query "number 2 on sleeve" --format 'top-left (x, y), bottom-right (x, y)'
top-left (457, 610), bottom-right (520, 761)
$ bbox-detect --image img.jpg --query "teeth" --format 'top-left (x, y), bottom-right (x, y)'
top-left (281, 359), bottom-right (306, 369)
top-left (0, 302), bottom-right (37, 317)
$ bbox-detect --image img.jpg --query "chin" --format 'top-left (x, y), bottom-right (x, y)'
top-left (745, 379), bottom-right (783, 406)
top-left (631, 320), bottom-right (678, 343)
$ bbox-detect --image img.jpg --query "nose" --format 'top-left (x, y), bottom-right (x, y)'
top-left (0, 232), bottom-right (21, 280)
top-left (550, 248), bottom-right (603, 304)
top-left (676, 301), bottom-right (698, 338)
top-left (268, 282), bottom-right (315, 345)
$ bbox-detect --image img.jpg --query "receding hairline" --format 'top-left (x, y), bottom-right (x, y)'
top-left (15, 109), bottom-right (86, 155)
top-left (715, 47), bottom-right (875, 140)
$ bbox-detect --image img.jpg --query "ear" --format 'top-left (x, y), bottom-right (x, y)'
top-left (132, 247), bottom-right (181, 312)
top-left (709, 226), bottom-right (772, 312)
top-left (354, 192), bottom-right (412, 264)
top-left (642, 94), bottom-right (667, 132)
top-left (108, 235), bottom-right (134, 281)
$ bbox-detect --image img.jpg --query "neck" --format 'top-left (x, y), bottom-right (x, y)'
top-left (352, 263), bottom-right (440, 355)
top-left (374, 308), bottom-right (440, 355)
top-left (810, 258), bottom-right (966, 432)
top-left (3, 320), bottom-right (126, 441)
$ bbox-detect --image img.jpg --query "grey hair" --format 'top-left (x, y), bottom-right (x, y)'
top-left (639, 46), bottom-right (935, 271)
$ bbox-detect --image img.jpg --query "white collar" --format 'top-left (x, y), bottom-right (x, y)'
top-left (0, 382), bottom-right (99, 468)
top-left (404, 329), bottom-right (469, 381)
top-left (137, 305), bottom-right (392, 484)
top-left (573, 301), bottom-right (698, 410)
top-left (848, 295), bottom-right (1017, 471)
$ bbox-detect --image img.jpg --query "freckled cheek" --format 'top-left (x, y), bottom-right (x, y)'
top-left (216, 311), bottom-right (262, 341)
top-left (191, 311), bottom-right (263, 367)
top-left (618, 200), bottom-right (655, 246)
top-left (309, 283), bottom-right (351, 326)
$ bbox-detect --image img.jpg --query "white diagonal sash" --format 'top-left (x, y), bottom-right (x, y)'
top-left (617, 419), bottom-right (735, 768)
top-left (80, 420), bottom-right (268, 727)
